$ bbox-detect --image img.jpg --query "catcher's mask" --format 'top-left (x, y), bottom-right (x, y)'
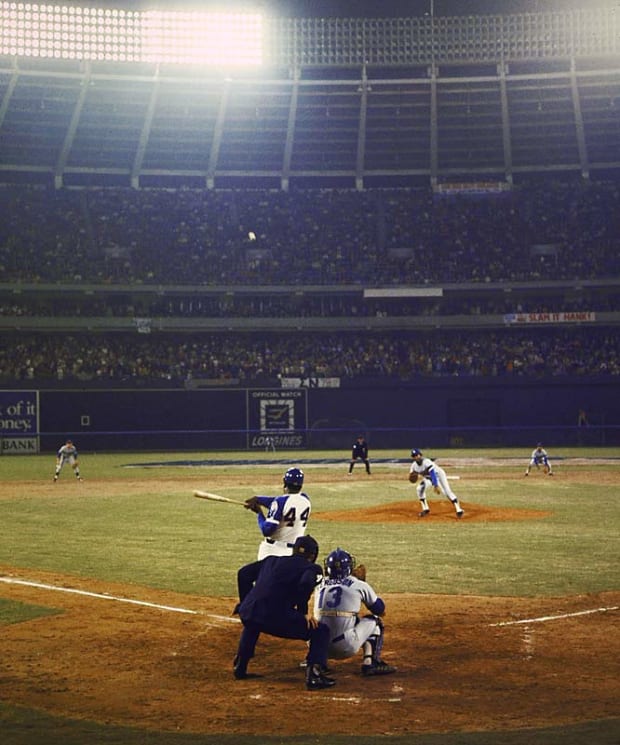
top-left (283, 467), bottom-right (304, 490)
top-left (325, 548), bottom-right (356, 579)
top-left (293, 534), bottom-right (319, 562)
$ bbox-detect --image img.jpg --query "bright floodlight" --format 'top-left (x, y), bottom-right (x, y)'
top-left (0, 3), bottom-right (263, 66)
top-left (143, 11), bottom-right (263, 66)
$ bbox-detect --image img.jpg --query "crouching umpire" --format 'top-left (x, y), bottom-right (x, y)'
top-left (233, 534), bottom-right (335, 690)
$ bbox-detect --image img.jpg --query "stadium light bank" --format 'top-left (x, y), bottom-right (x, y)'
top-left (0, 2), bottom-right (264, 67)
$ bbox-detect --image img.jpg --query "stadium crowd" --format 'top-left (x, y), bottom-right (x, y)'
top-left (0, 179), bottom-right (619, 286)
top-left (1, 328), bottom-right (618, 385)
top-left (1, 179), bottom-right (617, 387)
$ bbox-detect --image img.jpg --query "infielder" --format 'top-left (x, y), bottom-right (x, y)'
top-left (409, 448), bottom-right (464, 518)
top-left (314, 547), bottom-right (396, 677)
top-left (53, 439), bottom-right (82, 482)
top-left (244, 467), bottom-right (311, 560)
top-left (525, 443), bottom-right (554, 476)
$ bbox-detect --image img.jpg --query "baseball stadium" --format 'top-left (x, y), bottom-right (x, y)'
top-left (0, 1), bottom-right (619, 744)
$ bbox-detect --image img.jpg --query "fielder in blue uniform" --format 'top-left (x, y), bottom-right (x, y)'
top-left (525, 444), bottom-right (554, 476)
top-left (233, 534), bottom-right (335, 690)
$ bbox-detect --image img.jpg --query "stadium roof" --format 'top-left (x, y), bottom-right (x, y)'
top-left (115, 1), bottom-right (614, 18)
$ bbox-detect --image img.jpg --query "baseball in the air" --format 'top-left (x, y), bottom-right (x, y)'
top-left (248, 231), bottom-right (257, 241)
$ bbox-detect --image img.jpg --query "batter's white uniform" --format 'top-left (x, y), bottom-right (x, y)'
top-left (314, 575), bottom-right (384, 659)
top-left (255, 492), bottom-right (311, 560)
top-left (409, 452), bottom-right (463, 516)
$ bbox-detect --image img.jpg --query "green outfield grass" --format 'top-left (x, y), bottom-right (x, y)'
top-left (1, 448), bottom-right (619, 597)
top-left (1, 448), bottom-right (619, 745)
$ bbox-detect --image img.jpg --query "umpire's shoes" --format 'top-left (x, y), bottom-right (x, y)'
top-left (306, 663), bottom-right (336, 690)
top-left (418, 509), bottom-right (430, 518)
top-left (232, 655), bottom-right (255, 680)
top-left (361, 660), bottom-right (397, 677)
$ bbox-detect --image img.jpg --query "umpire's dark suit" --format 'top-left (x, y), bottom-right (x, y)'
top-left (234, 552), bottom-right (329, 676)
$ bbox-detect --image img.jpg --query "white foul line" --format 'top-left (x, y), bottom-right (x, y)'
top-left (0, 576), bottom-right (240, 623)
top-left (489, 605), bottom-right (618, 627)
top-left (1, 575), bottom-right (615, 629)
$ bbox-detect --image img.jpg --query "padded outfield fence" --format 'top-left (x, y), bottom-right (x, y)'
top-left (1, 381), bottom-right (619, 453)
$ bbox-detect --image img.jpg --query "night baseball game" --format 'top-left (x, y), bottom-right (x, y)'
top-left (0, 1), bottom-right (618, 744)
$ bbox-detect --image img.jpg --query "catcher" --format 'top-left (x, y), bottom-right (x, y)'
top-left (53, 439), bottom-right (82, 482)
top-left (313, 548), bottom-right (396, 676)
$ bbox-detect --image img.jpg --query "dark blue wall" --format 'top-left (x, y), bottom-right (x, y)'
top-left (33, 376), bottom-right (620, 451)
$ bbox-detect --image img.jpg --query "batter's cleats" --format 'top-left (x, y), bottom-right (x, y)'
top-left (418, 509), bottom-right (430, 518)
top-left (306, 664), bottom-right (336, 690)
top-left (361, 660), bottom-right (397, 676)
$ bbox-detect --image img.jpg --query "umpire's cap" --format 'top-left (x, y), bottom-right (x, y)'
top-left (293, 534), bottom-right (319, 562)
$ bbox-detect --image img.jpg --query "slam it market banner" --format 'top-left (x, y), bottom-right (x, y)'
top-left (248, 389), bottom-right (307, 449)
top-left (0, 390), bottom-right (40, 454)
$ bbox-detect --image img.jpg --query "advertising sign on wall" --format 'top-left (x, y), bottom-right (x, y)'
top-left (248, 389), bottom-right (307, 449)
top-left (0, 390), bottom-right (40, 454)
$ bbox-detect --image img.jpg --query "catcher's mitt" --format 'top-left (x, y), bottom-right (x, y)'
top-left (352, 564), bottom-right (367, 581)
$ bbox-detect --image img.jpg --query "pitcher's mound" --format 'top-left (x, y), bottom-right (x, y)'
top-left (314, 500), bottom-right (551, 523)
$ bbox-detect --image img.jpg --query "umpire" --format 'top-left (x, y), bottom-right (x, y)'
top-left (233, 535), bottom-right (335, 690)
top-left (348, 435), bottom-right (371, 475)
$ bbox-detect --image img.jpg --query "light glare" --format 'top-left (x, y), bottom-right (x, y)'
top-left (0, 1), bottom-right (263, 66)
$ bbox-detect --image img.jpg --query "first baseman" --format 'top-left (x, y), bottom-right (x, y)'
top-left (525, 443), bottom-right (554, 476)
top-left (409, 448), bottom-right (463, 518)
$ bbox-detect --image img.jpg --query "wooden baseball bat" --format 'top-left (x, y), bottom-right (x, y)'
top-left (193, 490), bottom-right (246, 506)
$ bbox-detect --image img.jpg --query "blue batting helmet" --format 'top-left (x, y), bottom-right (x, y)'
top-left (283, 467), bottom-right (304, 489)
top-left (325, 548), bottom-right (356, 579)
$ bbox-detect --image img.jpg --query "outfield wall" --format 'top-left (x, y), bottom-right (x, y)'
top-left (7, 376), bottom-right (615, 452)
